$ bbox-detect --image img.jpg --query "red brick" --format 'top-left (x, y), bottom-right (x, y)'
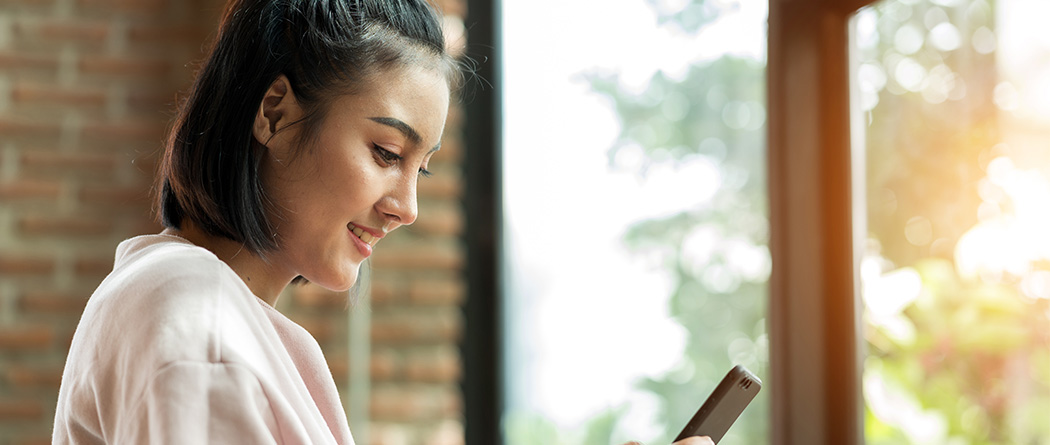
top-left (408, 279), bottom-right (463, 306)
top-left (371, 243), bottom-right (463, 271)
top-left (439, 388), bottom-right (462, 417)
top-left (404, 348), bottom-right (460, 383)
top-left (0, 399), bottom-right (44, 422)
top-left (423, 420), bottom-right (465, 445)
top-left (0, 326), bottom-right (54, 350)
top-left (370, 386), bottom-right (459, 421)
top-left (417, 173), bottom-right (462, 198)
top-left (293, 283), bottom-right (349, 309)
top-left (19, 290), bottom-right (90, 315)
top-left (326, 353), bottom-right (348, 383)
top-left (79, 55), bottom-right (171, 78)
top-left (370, 423), bottom-right (413, 445)
top-left (12, 436), bottom-right (52, 445)
top-left (368, 280), bottom-right (401, 306)
top-left (81, 120), bottom-right (166, 142)
top-left (21, 150), bottom-right (116, 177)
top-left (76, 0), bottom-right (168, 13)
top-left (78, 185), bottom-right (150, 207)
top-left (127, 23), bottom-right (207, 43)
top-left (20, 214), bottom-right (113, 237)
top-left (414, 206), bottom-right (462, 236)
top-left (370, 348), bottom-right (402, 381)
top-left (123, 155), bottom-right (160, 185)
top-left (370, 387), bottom-right (423, 421)
top-left (0, 180), bottom-right (62, 200)
top-left (3, 0), bottom-right (52, 7)
top-left (131, 218), bottom-right (165, 237)
top-left (0, 118), bottom-right (62, 138)
top-left (0, 52), bottom-right (59, 71)
top-left (12, 82), bottom-right (108, 107)
top-left (6, 364), bottom-right (64, 389)
top-left (371, 310), bottom-right (461, 344)
top-left (295, 317), bottom-right (338, 345)
top-left (436, 133), bottom-right (463, 160)
top-left (73, 257), bottom-right (113, 278)
top-left (17, 20), bottom-right (110, 43)
top-left (127, 88), bottom-right (177, 111)
top-left (0, 256), bottom-right (55, 276)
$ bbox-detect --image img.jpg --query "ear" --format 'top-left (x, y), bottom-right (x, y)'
top-left (252, 75), bottom-right (302, 147)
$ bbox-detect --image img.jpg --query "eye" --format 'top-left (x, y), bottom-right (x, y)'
top-left (418, 167), bottom-right (433, 178)
top-left (372, 144), bottom-right (402, 166)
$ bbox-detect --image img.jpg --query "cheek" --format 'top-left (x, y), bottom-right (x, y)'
top-left (306, 149), bottom-right (382, 217)
top-left (261, 156), bottom-right (342, 232)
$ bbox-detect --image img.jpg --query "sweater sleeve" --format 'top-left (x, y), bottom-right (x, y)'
top-left (117, 361), bottom-right (282, 444)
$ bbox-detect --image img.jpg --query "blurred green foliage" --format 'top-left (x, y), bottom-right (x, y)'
top-left (587, 54), bottom-right (770, 445)
top-left (570, 1), bottom-right (770, 444)
top-left (506, 0), bottom-right (769, 442)
top-left (860, 0), bottom-right (1050, 443)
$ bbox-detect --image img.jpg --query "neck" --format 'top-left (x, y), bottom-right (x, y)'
top-left (162, 223), bottom-right (291, 306)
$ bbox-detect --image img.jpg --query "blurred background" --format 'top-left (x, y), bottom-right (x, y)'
top-left (2, 0), bottom-right (1049, 444)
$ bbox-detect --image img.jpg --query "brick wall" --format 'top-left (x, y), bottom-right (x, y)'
top-left (0, 0), bottom-right (469, 444)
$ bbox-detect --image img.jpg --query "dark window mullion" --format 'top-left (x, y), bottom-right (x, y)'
top-left (461, 0), bottom-right (503, 443)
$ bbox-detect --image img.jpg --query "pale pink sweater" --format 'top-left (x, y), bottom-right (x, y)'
top-left (53, 235), bottom-right (355, 444)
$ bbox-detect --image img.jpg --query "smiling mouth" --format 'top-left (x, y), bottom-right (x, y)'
top-left (349, 224), bottom-right (380, 247)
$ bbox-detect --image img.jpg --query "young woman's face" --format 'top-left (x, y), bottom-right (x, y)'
top-left (262, 65), bottom-right (450, 292)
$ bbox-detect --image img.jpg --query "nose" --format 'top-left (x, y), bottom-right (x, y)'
top-left (377, 174), bottom-right (418, 228)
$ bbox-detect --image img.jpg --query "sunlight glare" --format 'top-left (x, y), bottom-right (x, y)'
top-left (928, 22), bottom-right (960, 51)
top-left (864, 364), bottom-right (950, 444)
top-left (862, 261), bottom-right (922, 317)
top-left (894, 57), bottom-right (927, 92)
top-left (955, 157), bottom-right (1050, 281)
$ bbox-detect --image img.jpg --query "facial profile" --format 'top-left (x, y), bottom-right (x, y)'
top-left (253, 66), bottom-right (451, 292)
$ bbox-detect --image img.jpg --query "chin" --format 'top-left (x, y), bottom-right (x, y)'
top-left (312, 267), bottom-right (360, 293)
top-left (315, 278), bottom-right (356, 293)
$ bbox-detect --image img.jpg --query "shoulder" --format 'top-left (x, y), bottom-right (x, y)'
top-left (76, 235), bottom-right (263, 364)
top-left (57, 235), bottom-right (277, 438)
top-left (108, 234), bottom-right (231, 294)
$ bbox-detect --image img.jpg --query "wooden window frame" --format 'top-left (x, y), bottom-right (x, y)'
top-left (767, 0), bottom-right (877, 443)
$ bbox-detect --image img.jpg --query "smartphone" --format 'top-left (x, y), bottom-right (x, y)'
top-left (674, 365), bottom-right (762, 443)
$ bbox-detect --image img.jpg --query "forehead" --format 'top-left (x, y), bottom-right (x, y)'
top-left (326, 66), bottom-right (451, 145)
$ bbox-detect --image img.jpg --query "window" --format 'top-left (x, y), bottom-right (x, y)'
top-left (501, 1), bottom-right (770, 444)
top-left (853, 0), bottom-right (1050, 443)
top-left (475, 1), bottom-right (1050, 444)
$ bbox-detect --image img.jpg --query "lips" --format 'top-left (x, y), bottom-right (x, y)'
top-left (348, 223), bottom-right (383, 247)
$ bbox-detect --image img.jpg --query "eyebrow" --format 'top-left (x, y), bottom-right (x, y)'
top-left (368, 116), bottom-right (443, 154)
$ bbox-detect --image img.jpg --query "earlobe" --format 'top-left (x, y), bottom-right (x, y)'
top-left (252, 75), bottom-right (299, 146)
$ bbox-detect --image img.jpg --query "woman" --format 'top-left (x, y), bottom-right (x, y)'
top-left (52, 0), bottom-right (714, 443)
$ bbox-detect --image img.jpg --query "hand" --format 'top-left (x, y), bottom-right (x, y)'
top-left (619, 437), bottom-right (714, 445)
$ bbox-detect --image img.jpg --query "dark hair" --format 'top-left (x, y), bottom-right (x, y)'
top-left (156, 0), bottom-right (457, 253)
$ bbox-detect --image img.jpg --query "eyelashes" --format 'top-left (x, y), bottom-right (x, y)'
top-left (373, 144), bottom-right (400, 164)
top-left (372, 144), bottom-right (432, 178)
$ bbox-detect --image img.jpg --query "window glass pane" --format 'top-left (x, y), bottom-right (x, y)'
top-left (501, 1), bottom-right (769, 444)
top-left (853, 1), bottom-right (1050, 443)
